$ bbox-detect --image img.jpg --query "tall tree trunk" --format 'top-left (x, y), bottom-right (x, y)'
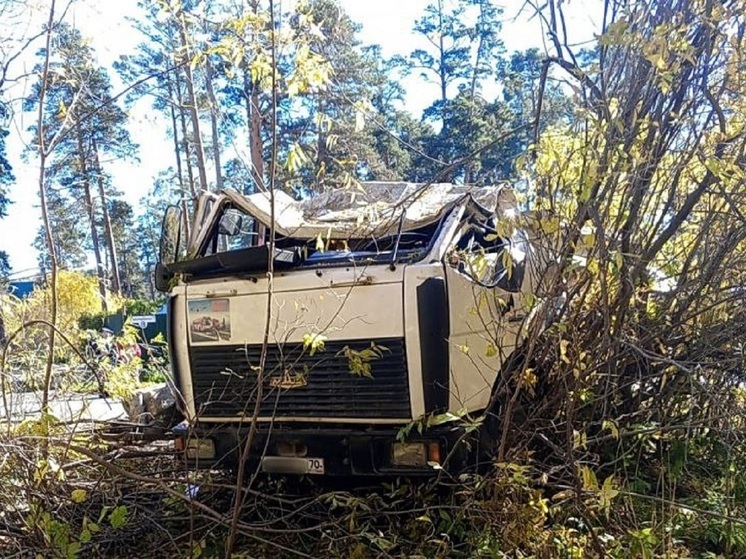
top-left (437, 0), bottom-right (449, 136)
top-left (77, 130), bottom-right (108, 312)
top-left (177, 9), bottom-right (209, 192)
top-left (175, 74), bottom-right (197, 199)
top-left (246, 0), bottom-right (266, 192)
top-left (315, 99), bottom-right (326, 189)
top-left (204, 46), bottom-right (224, 191)
top-left (438, 0), bottom-right (447, 105)
top-left (168, 74), bottom-right (191, 240)
top-left (119, 247), bottom-right (130, 298)
top-left (469, 0), bottom-right (486, 100)
top-left (464, 1), bottom-right (487, 184)
top-left (36, 0), bottom-right (60, 419)
top-left (145, 251), bottom-right (155, 300)
top-left (243, 69), bottom-right (266, 241)
top-left (242, 69), bottom-right (252, 149)
top-left (174, 71), bottom-right (197, 242)
top-left (249, 82), bottom-right (265, 192)
top-left (92, 138), bottom-right (121, 294)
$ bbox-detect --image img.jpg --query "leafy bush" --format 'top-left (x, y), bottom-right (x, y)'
top-left (119, 298), bottom-right (164, 316)
top-left (26, 271), bottom-right (121, 333)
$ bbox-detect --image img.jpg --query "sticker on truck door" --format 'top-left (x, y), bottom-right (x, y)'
top-left (188, 298), bottom-right (231, 342)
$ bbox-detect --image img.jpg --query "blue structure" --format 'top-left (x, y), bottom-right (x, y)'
top-left (8, 280), bottom-right (36, 299)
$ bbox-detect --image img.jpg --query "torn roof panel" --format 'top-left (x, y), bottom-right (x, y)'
top-left (224, 181), bottom-right (518, 239)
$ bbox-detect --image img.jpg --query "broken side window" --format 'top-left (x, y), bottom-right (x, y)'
top-left (204, 207), bottom-right (257, 256)
top-left (449, 220), bottom-right (528, 293)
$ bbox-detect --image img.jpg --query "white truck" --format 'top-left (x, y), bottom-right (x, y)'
top-left (156, 182), bottom-right (551, 476)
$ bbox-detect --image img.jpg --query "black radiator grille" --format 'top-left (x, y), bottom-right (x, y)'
top-left (189, 338), bottom-right (411, 419)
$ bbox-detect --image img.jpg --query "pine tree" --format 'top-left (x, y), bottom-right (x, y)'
top-left (408, 0), bottom-right (504, 123)
top-left (27, 24), bottom-right (136, 305)
top-left (0, 104), bottom-right (13, 278)
top-left (32, 185), bottom-right (88, 272)
top-left (498, 48), bottom-right (572, 159)
top-left (115, 1), bottom-right (198, 236)
top-left (400, 0), bottom-right (510, 182)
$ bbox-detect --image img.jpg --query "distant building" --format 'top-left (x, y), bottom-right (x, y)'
top-left (8, 280), bottom-right (36, 299)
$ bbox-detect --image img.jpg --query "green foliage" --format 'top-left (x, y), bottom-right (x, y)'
top-left (396, 407), bottom-right (476, 444)
top-left (314, 468), bottom-right (558, 557)
top-left (0, 412), bottom-right (136, 557)
top-left (414, 92), bottom-right (521, 183)
top-left (0, 119), bottom-right (11, 278)
top-left (302, 332), bottom-right (327, 356)
top-left (0, 122), bottom-right (13, 218)
top-left (469, 2), bottom-right (746, 558)
top-left (408, 0), bottom-right (504, 104)
top-left (0, 271), bottom-right (125, 381)
top-left (119, 298), bottom-right (163, 316)
top-left (337, 341), bottom-right (388, 379)
top-left (78, 312), bottom-right (105, 332)
top-left (104, 358), bottom-right (141, 400)
top-left (35, 509), bottom-right (81, 559)
top-left (108, 505), bottom-right (128, 530)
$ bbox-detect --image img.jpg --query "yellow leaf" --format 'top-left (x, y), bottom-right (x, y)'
top-left (302, 332), bottom-right (327, 356)
top-left (521, 368), bottom-right (537, 389)
top-left (573, 429), bottom-right (587, 451)
top-left (501, 250), bottom-right (514, 278)
top-left (599, 475), bottom-right (620, 516)
top-left (587, 258), bottom-right (599, 276)
top-left (602, 419), bottom-right (619, 440)
top-left (579, 464), bottom-right (598, 491)
top-left (71, 489), bottom-right (87, 503)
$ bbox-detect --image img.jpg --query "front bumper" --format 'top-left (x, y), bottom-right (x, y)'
top-left (175, 422), bottom-right (469, 476)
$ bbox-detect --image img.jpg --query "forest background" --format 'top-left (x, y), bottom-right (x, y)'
top-left (0, 0), bottom-right (589, 289)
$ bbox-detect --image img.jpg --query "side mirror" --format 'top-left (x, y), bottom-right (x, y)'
top-left (154, 262), bottom-right (172, 293)
top-left (156, 205), bottom-right (184, 293)
top-left (159, 205), bottom-right (184, 266)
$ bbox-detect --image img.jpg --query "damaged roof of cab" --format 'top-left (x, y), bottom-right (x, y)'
top-left (220, 181), bottom-right (518, 239)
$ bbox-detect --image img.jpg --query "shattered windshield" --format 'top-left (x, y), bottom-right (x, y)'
top-left (301, 226), bottom-right (438, 266)
top-left (187, 202), bottom-right (441, 275)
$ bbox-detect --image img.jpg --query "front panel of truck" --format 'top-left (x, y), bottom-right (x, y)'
top-left (180, 265), bottom-right (412, 424)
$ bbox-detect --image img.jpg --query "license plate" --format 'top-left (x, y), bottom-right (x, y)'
top-left (306, 458), bottom-right (325, 474)
top-left (261, 456), bottom-right (326, 475)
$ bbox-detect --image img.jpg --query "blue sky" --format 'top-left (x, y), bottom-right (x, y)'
top-left (0, 0), bottom-right (601, 278)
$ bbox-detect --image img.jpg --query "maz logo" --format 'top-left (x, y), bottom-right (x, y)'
top-left (269, 369), bottom-right (308, 389)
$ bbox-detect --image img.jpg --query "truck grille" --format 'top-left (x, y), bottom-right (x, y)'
top-left (189, 338), bottom-right (411, 419)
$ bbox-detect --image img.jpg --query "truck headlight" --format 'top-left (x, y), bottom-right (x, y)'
top-left (391, 442), bottom-right (427, 467)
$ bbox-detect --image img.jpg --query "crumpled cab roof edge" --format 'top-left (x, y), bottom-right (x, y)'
top-left (209, 181), bottom-right (517, 241)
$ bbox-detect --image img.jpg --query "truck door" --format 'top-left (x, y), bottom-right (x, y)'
top-left (444, 226), bottom-right (530, 414)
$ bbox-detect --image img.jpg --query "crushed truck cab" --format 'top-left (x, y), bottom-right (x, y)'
top-left (157, 182), bottom-right (551, 475)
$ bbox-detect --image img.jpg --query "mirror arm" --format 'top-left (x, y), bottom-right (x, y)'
top-left (389, 211), bottom-right (407, 270)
